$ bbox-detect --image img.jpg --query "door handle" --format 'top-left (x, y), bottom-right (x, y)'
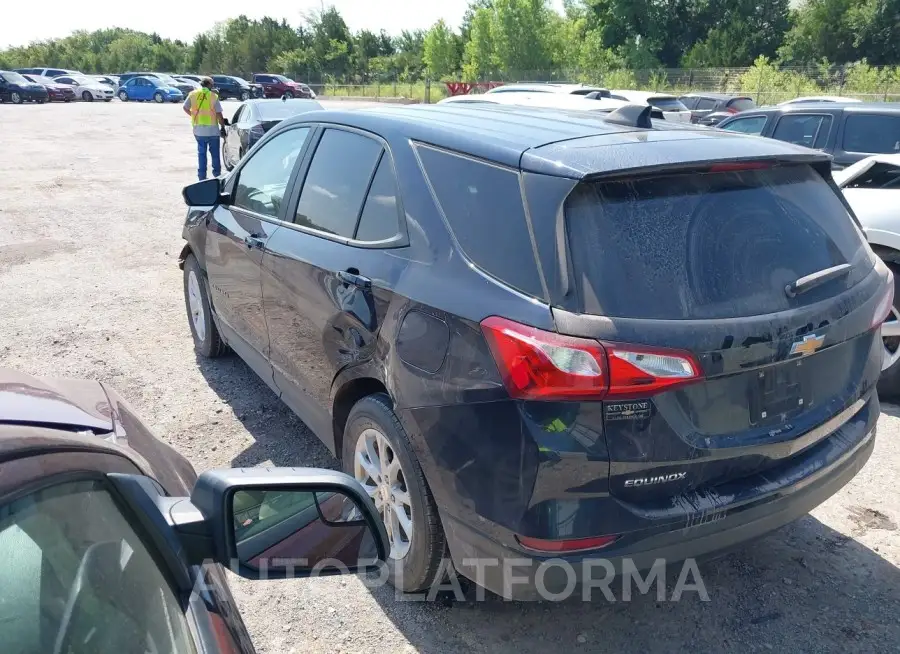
top-left (243, 233), bottom-right (264, 249)
top-left (337, 269), bottom-right (371, 288)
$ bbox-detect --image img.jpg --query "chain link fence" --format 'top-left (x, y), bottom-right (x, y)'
top-left (303, 65), bottom-right (900, 104)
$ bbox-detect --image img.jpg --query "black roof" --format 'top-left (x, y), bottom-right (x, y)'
top-left (283, 103), bottom-right (830, 178)
top-left (679, 92), bottom-right (753, 100)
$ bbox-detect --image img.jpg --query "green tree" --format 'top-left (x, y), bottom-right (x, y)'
top-left (462, 7), bottom-right (496, 79)
top-left (423, 19), bottom-right (460, 79)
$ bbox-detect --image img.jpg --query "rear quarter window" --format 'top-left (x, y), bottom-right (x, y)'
top-left (843, 114), bottom-right (900, 154)
top-left (416, 145), bottom-right (543, 299)
top-left (564, 165), bottom-right (871, 319)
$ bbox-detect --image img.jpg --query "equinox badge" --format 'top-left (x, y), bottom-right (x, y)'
top-left (624, 472), bottom-right (687, 488)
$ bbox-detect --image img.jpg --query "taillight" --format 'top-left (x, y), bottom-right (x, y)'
top-left (480, 316), bottom-right (703, 401)
top-left (708, 161), bottom-right (772, 173)
top-left (726, 106), bottom-right (740, 113)
top-left (872, 274), bottom-right (895, 328)
top-left (516, 534), bottom-right (619, 553)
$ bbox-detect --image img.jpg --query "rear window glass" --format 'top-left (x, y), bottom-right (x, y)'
top-left (842, 162), bottom-right (900, 189)
top-left (416, 146), bottom-right (543, 298)
top-left (650, 97), bottom-right (688, 112)
top-left (728, 98), bottom-right (756, 111)
top-left (772, 114), bottom-right (832, 149)
top-left (565, 165), bottom-right (870, 319)
top-left (843, 114), bottom-right (900, 154)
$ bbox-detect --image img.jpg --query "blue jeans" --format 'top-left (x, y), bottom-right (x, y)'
top-left (195, 134), bottom-right (221, 180)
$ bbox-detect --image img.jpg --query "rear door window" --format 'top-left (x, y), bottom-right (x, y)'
top-left (772, 114), bottom-right (832, 148)
top-left (416, 145), bottom-right (543, 298)
top-left (564, 164), bottom-right (871, 319)
top-left (294, 128), bottom-right (382, 237)
top-left (843, 114), bottom-right (900, 154)
top-left (720, 116), bottom-right (767, 135)
top-left (696, 98), bottom-right (716, 111)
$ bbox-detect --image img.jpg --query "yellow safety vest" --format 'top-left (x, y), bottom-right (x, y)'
top-left (189, 89), bottom-right (219, 127)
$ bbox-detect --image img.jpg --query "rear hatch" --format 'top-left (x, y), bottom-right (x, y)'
top-left (554, 162), bottom-right (889, 506)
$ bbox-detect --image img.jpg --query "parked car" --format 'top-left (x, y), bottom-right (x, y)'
top-left (486, 82), bottom-right (610, 97)
top-left (212, 75), bottom-right (263, 101)
top-left (252, 73), bottom-right (313, 99)
top-left (90, 74), bottom-right (120, 90)
top-left (679, 92), bottom-right (756, 125)
top-left (438, 91), bottom-right (666, 118)
top-left (717, 102), bottom-right (900, 169)
top-left (52, 74), bottom-right (115, 102)
top-left (0, 70), bottom-right (49, 103)
top-left (22, 73), bottom-right (75, 102)
top-left (177, 74), bottom-right (204, 83)
top-left (223, 98), bottom-right (323, 170)
top-left (608, 90), bottom-right (693, 122)
top-left (117, 72), bottom-right (196, 97)
top-left (779, 95), bottom-right (863, 106)
top-left (178, 102), bottom-right (890, 599)
top-left (0, 368), bottom-right (388, 652)
top-left (13, 66), bottom-right (81, 79)
top-left (831, 153), bottom-right (900, 393)
top-left (117, 76), bottom-right (184, 103)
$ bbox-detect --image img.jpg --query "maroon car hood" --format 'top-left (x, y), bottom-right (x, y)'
top-left (0, 369), bottom-right (113, 432)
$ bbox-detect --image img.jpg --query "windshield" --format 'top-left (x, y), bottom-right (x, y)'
top-left (69, 75), bottom-right (93, 84)
top-left (256, 100), bottom-right (321, 121)
top-left (3, 72), bottom-right (29, 84)
top-left (650, 96), bottom-right (689, 111)
top-left (564, 164), bottom-right (871, 319)
top-left (232, 77), bottom-right (251, 87)
top-left (156, 75), bottom-right (178, 85)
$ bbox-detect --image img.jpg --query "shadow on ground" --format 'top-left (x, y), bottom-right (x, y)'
top-left (194, 353), bottom-right (338, 471)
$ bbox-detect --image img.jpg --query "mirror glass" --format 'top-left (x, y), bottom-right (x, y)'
top-left (231, 488), bottom-right (379, 574)
top-left (182, 178), bottom-right (221, 206)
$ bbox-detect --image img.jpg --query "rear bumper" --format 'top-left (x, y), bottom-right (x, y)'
top-left (445, 422), bottom-right (874, 599)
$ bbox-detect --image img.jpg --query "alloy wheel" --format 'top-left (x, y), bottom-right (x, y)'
top-left (882, 306), bottom-right (900, 371)
top-left (187, 270), bottom-right (206, 343)
top-left (118, 91), bottom-right (128, 102)
top-left (82, 91), bottom-right (93, 102)
top-left (154, 92), bottom-right (164, 103)
top-left (10, 92), bottom-right (21, 104)
top-left (354, 427), bottom-right (412, 560)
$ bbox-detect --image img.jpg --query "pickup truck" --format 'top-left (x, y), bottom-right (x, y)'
top-left (251, 73), bottom-right (315, 99)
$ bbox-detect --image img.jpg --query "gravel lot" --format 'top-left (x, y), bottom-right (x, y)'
top-left (1, 100), bottom-right (899, 653)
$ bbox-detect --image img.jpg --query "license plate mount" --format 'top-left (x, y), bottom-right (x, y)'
top-left (749, 360), bottom-right (812, 425)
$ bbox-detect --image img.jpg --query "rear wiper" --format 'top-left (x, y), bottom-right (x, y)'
top-left (785, 263), bottom-right (852, 298)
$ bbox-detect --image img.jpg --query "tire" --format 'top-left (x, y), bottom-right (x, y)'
top-left (183, 254), bottom-right (228, 358)
top-left (64, 98), bottom-right (71, 103)
top-left (343, 393), bottom-right (447, 593)
top-left (878, 264), bottom-right (900, 398)
top-left (104, 98), bottom-right (112, 102)
top-left (82, 91), bottom-right (93, 102)
top-left (118, 90), bottom-right (128, 102)
top-left (10, 92), bottom-right (22, 105)
top-left (153, 91), bottom-right (164, 103)
top-left (240, 90), bottom-right (250, 101)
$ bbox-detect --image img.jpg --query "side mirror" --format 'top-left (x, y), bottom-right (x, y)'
top-left (223, 117), bottom-right (230, 126)
top-left (107, 468), bottom-right (389, 588)
top-left (182, 177), bottom-right (222, 206)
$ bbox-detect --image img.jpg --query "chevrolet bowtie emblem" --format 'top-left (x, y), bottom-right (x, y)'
top-left (789, 333), bottom-right (825, 357)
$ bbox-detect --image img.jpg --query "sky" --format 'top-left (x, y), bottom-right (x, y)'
top-left (3, 1), bottom-right (563, 48)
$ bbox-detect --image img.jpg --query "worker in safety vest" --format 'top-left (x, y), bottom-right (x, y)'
top-left (182, 77), bottom-right (226, 180)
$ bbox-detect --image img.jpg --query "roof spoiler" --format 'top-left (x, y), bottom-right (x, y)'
top-left (605, 104), bottom-right (653, 129)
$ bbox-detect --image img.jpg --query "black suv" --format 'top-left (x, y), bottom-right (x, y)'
top-left (211, 75), bottom-right (262, 101)
top-left (718, 102), bottom-right (900, 169)
top-left (679, 92), bottom-right (756, 125)
top-left (178, 103), bottom-right (891, 599)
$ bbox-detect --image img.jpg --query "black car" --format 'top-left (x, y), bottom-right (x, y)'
top-left (679, 92), bottom-right (756, 125)
top-left (178, 102), bottom-right (890, 600)
top-left (212, 75), bottom-right (262, 101)
top-left (718, 102), bottom-right (900, 169)
top-left (0, 368), bottom-right (388, 652)
top-left (223, 98), bottom-right (323, 170)
top-left (0, 70), bottom-right (50, 104)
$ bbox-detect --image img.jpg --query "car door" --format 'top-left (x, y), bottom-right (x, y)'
top-left (225, 104), bottom-right (247, 166)
top-left (205, 125), bottom-right (314, 389)
top-left (834, 112), bottom-right (900, 169)
top-left (0, 449), bottom-right (250, 654)
top-left (0, 74), bottom-right (9, 101)
top-left (261, 126), bottom-right (408, 450)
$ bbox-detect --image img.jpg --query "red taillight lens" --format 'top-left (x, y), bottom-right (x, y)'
top-left (708, 161), bottom-right (772, 173)
top-left (872, 274), bottom-right (895, 328)
top-left (480, 316), bottom-right (703, 401)
top-left (480, 316), bottom-right (607, 400)
top-left (726, 106), bottom-right (740, 114)
top-left (516, 534), bottom-right (619, 553)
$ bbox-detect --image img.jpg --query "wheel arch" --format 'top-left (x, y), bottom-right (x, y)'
top-left (331, 374), bottom-right (391, 463)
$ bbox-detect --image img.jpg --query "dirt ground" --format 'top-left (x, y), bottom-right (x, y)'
top-left (1, 100), bottom-right (899, 654)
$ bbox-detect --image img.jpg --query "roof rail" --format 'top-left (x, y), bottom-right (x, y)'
top-left (604, 104), bottom-right (653, 128)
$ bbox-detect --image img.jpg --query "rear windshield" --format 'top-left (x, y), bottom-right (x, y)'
top-left (649, 97), bottom-right (688, 111)
top-left (727, 98), bottom-right (756, 111)
top-left (565, 165), bottom-right (871, 319)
